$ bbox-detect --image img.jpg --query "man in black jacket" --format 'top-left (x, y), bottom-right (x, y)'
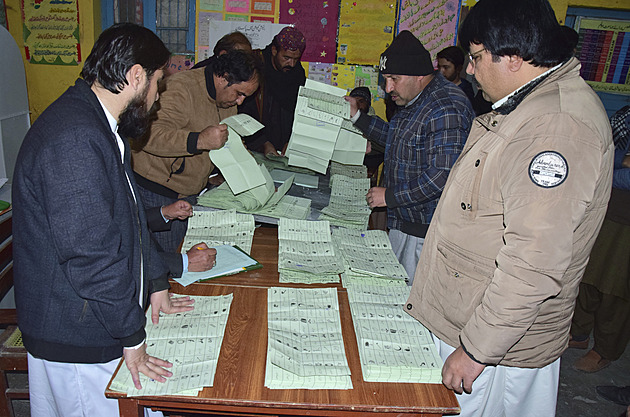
top-left (241, 26), bottom-right (307, 155)
top-left (12, 24), bottom-right (194, 416)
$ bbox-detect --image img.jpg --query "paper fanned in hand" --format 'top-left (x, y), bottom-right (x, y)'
top-left (209, 114), bottom-right (267, 195)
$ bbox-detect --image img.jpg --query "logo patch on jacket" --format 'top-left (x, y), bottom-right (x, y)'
top-left (528, 151), bottom-right (568, 188)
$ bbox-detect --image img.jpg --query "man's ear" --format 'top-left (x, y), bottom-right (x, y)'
top-left (506, 55), bottom-right (524, 73)
top-left (126, 64), bottom-right (146, 91)
top-left (271, 45), bottom-right (277, 57)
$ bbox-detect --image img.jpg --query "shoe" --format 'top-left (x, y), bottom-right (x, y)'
top-left (573, 349), bottom-right (611, 373)
top-left (596, 385), bottom-right (630, 406)
top-left (568, 335), bottom-right (589, 349)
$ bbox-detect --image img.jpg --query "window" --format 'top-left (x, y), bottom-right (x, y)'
top-left (102, 0), bottom-right (196, 54)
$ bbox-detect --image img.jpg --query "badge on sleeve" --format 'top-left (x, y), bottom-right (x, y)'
top-left (528, 151), bottom-right (568, 188)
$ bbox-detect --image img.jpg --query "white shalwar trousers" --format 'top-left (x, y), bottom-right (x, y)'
top-left (388, 228), bottom-right (424, 285)
top-left (28, 353), bottom-right (163, 417)
top-left (433, 336), bottom-right (560, 417)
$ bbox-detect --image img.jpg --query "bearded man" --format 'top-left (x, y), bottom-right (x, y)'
top-left (12, 23), bottom-right (195, 416)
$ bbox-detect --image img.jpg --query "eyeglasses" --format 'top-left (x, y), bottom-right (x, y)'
top-left (468, 48), bottom-right (487, 66)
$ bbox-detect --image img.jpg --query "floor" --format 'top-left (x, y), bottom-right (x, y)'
top-left (5, 339), bottom-right (628, 416)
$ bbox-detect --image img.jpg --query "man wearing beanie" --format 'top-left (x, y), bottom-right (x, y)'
top-left (406, 0), bottom-right (613, 415)
top-left (346, 30), bottom-right (474, 285)
top-left (241, 26), bottom-right (307, 155)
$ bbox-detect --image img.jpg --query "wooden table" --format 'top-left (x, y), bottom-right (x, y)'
top-left (106, 226), bottom-right (460, 417)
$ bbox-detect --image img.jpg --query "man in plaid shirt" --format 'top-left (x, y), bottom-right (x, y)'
top-left (346, 31), bottom-right (474, 284)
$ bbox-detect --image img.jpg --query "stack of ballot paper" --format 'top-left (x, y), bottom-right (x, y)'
top-left (329, 161), bottom-right (368, 179)
top-left (252, 151), bottom-right (318, 175)
top-left (318, 174), bottom-right (371, 229)
top-left (110, 294), bottom-right (233, 396)
top-left (197, 165), bottom-right (311, 220)
top-left (181, 209), bottom-right (255, 254)
top-left (277, 219), bottom-right (344, 284)
top-left (285, 80), bottom-right (367, 174)
top-left (331, 228), bottom-right (409, 287)
top-left (346, 285), bottom-right (443, 383)
top-left (265, 287), bottom-right (352, 389)
top-left (209, 114), bottom-right (268, 195)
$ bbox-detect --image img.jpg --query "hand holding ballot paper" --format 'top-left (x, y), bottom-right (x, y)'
top-left (175, 245), bottom-right (261, 287)
top-left (209, 114), bottom-right (268, 195)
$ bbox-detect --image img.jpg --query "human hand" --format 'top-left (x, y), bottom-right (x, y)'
top-left (366, 141), bottom-right (372, 154)
top-left (123, 344), bottom-right (172, 389)
top-left (161, 200), bottom-right (192, 220)
top-left (187, 243), bottom-right (217, 272)
top-left (344, 95), bottom-right (359, 117)
top-left (263, 141), bottom-right (279, 156)
top-left (198, 124), bottom-right (228, 150)
top-left (622, 154), bottom-right (630, 168)
top-left (442, 346), bottom-right (486, 394)
top-left (366, 187), bottom-right (387, 208)
top-left (149, 290), bottom-right (195, 325)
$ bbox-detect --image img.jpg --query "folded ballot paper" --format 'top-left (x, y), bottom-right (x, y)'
top-left (285, 80), bottom-right (367, 174)
top-left (197, 165), bottom-right (311, 220)
top-left (209, 114), bottom-right (267, 195)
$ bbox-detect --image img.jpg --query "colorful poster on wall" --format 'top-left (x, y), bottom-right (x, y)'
top-left (576, 17), bottom-right (630, 94)
top-left (279, 0), bottom-right (339, 63)
top-left (337, 0), bottom-right (396, 66)
top-left (308, 62), bottom-right (333, 84)
top-left (21, 0), bottom-right (80, 65)
top-left (331, 63), bottom-right (356, 91)
top-left (397, 0), bottom-right (462, 60)
top-left (196, 0), bottom-right (282, 62)
top-left (226, 0), bottom-right (250, 14)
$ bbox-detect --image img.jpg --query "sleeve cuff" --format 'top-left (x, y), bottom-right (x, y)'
top-left (385, 187), bottom-right (398, 208)
top-left (149, 275), bottom-right (171, 293)
top-left (182, 253), bottom-right (189, 273)
top-left (124, 339), bottom-right (146, 350)
top-left (460, 336), bottom-right (487, 365)
top-left (120, 327), bottom-right (146, 348)
top-left (187, 132), bottom-right (202, 154)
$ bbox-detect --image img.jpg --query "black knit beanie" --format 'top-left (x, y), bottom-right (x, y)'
top-left (379, 30), bottom-right (434, 76)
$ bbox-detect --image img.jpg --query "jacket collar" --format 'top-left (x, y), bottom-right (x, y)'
top-left (493, 58), bottom-right (574, 115)
top-left (203, 60), bottom-right (218, 100)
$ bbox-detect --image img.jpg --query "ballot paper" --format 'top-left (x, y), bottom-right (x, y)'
top-left (332, 228), bottom-right (409, 284)
top-left (265, 287), bottom-right (352, 389)
top-left (277, 219), bottom-right (343, 284)
top-left (346, 285), bottom-right (443, 383)
top-left (110, 294), bottom-right (233, 396)
top-left (318, 174), bottom-right (371, 229)
top-left (329, 161), bottom-right (368, 178)
top-left (270, 168), bottom-right (319, 189)
top-left (331, 120), bottom-right (368, 166)
top-left (285, 80), bottom-right (350, 174)
top-left (173, 245), bottom-right (260, 287)
top-left (209, 114), bottom-right (266, 195)
top-left (181, 209), bottom-right (255, 254)
top-left (197, 166), bottom-right (311, 220)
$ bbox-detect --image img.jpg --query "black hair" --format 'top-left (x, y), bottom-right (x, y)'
top-left (212, 49), bottom-right (262, 86)
top-left (81, 23), bottom-right (170, 94)
top-left (560, 25), bottom-right (579, 51)
top-left (458, 0), bottom-right (573, 67)
top-left (213, 31), bottom-right (252, 55)
top-left (437, 46), bottom-right (465, 68)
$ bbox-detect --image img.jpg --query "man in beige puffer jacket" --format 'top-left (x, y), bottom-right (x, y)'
top-left (406, 0), bottom-right (614, 416)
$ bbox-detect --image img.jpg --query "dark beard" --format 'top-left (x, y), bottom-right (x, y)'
top-left (117, 90), bottom-right (156, 139)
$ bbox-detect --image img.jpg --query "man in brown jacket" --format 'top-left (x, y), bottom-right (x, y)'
top-left (132, 50), bottom-right (261, 252)
top-left (406, 0), bottom-right (614, 415)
